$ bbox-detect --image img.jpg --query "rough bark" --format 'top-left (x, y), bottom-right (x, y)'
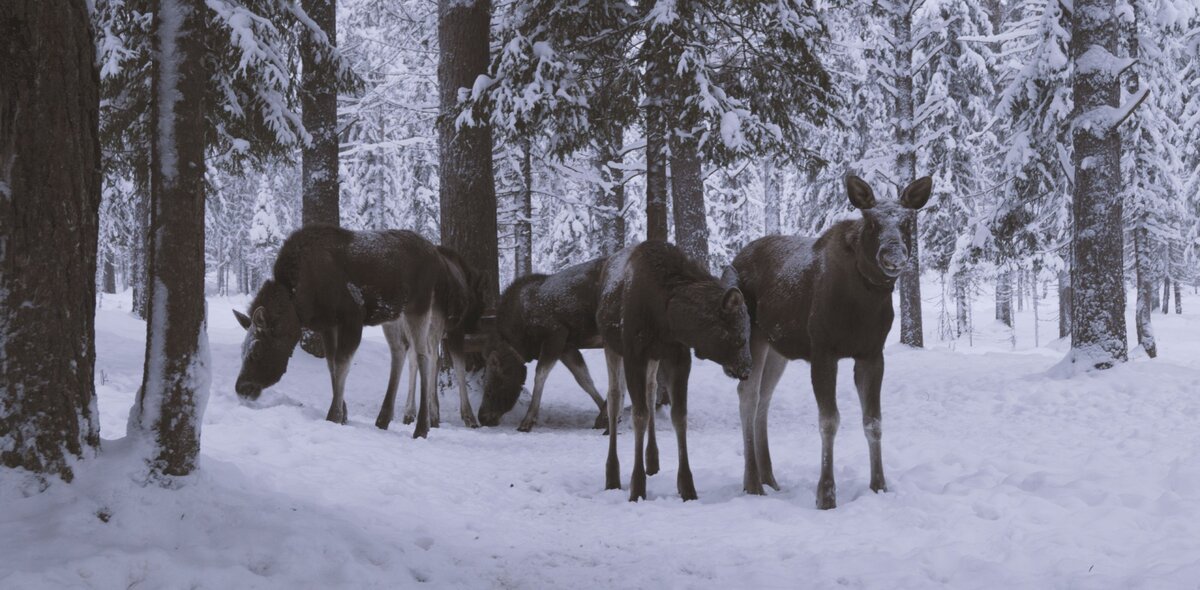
top-left (1016, 269), bottom-right (1025, 312)
top-left (1068, 0), bottom-right (1127, 368)
top-left (954, 271), bottom-right (970, 338)
top-left (1173, 280), bottom-right (1181, 314)
top-left (643, 22), bottom-right (669, 242)
top-left (102, 255), bottom-right (117, 294)
top-left (130, 158), bottom-right (151, 319)
top-left (670, 136), bottom-right (709, 269)
top-left (995, 269), bottom-right (1013, 328)
top-left (514, 137), bottom-right (532, 278)
top-left (1133, 228), bottom-right (1157, 358)
top-left (762, 158), bottom-right (780, 236)
top-left (300, 0), bottom-right (339, 227)
top-left (128, 0), bottom-right (210, 477)
top-left (893, 4), bottom-right (923, 348)
top-left (438, 0), bottom-right (499, 307)
top-left (0, 0), bottom-right (102, 482)
top-left (1161, 277), bottom-right (1170, 314)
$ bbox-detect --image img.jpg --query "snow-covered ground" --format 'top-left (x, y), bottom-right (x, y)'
top-left (4, 281), bottom-right (1200, 589)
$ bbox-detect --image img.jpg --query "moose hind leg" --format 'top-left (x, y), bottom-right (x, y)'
top-left (738, 333), bottom-right (770, 495)
top-left (755, 348), bottom-right (788, 491)
top-left (518, 353), bottom-right (559, 432)
top-left (645, 360), bottom-right (660, 477)
top-left (855, 355), bottom-right (887, 493)
top-left (322, 329), bottom-right (347, 424)
top-left (625, 356), bottom-right (655, 501)
top-left (376, 322), bottom-right (409, 430)
top-left (810, 356), bottom-right (840, 510)
top-left (604, 347), bottom-right (625, 490)
top-left (451, 347), bottom-right (479, 428)
top-left (405, 312), bottom-right (434, 439)
top-left (561, 349), bottom-right (607, 430)
top-left (665, 347), bottom-right (696, 500)
top-left (402, 346), bottom-right (417, 424)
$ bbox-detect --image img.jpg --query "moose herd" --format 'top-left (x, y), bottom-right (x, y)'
top-left (233, 175), bottom-right (934, 508)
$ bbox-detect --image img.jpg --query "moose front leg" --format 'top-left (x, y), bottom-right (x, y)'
top-left (518, 353), bottom-right (559, 432)
top-left (854, 355), bottom-right (887, 493)
top-left (810, 356), bottom-right (840, 510)
top-left (663, 346), bottom-right (696, 500)
top-left (603, 347), bottom-right (625, 490)
top-left (560, 349), bottom-right (608, 431)
top-left (376, 322), bottom-right (409, 430)
top-left (450, 347), bottom-right (479, 428)
top-left (624, 354), bottom-right (656, 502)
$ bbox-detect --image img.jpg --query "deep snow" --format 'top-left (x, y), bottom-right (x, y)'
top-left (3, 282), bottom-right (1200, 589)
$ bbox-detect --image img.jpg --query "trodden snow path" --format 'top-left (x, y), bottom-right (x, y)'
top-left (3, 287), bottom-right (1200, 589)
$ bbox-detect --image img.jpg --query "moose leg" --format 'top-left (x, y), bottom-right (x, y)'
top-left (406, 312), bottom-right (434, 439)
top-left (450, 345), bottom-right (479, 428)
top-left (810, 356), bottom-right (840, 510)
top-left (424, 312), bottom-right (448, 431)
top-left (738, 334), bottom-right (770, 495)
top-left (518, 353), bottom-right (559, 432)
top-left (604, 347), bottom-right (625, 490)
top-left (376, 321), bottom-right (410, 430)
top-left (402, 346), bottom-right (417, 424)
top-left (322, 328), bottom-right (347, 424)
top-left (854, 355), bottom-right (887, 493)
top-left (560, 349), bottom-right (608, 431)
top-left (624, 355), bottom-right (655, 502)
top-left (645, 360), bottom-right (660, 477)
top-left (664, 346), bottom-right (697, 501)
top-left (755, 348), bottom-right (788, 491)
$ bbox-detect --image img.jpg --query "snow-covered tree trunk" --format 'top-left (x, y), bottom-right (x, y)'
top-left (594, 130), bottom-right (625, 256)
top-left (515, 137), bottom-right (532, 278)
top-left (1058, 268), bottom-right (1071, 339)
top-left (1133, 227), bottom-right (1157, 357)
top-left (1031, 262), bottom-right (1041, 347)
top-left (0, 0), bottom-right (102, 482)
top-left (438, 0), bottom-right (498, 306)
top-left (1173, 280), bottom-right (1181, 314)
top-left (643, 22), bottom-right (669, 243)
top-left (131, 160), bottom-right (151, 319)
top-left (128, 0), bottom-right (210, 477)
top-left (954, 271), bottom-right (970, 338)
top-left (762, 158), bottom-right (780, 235)
top-left (892, 0), bottom-right (923, 348)
top-left (1068, 0), bottom-right (1127, 369)
top-left (1016, 269), bottom-right (1025, 312)
top-left (995, 269), bottom-right (1013, 327)
top-left (670, 136), bottom-right (709, 269)
top-left (300, 0), bottom-right (340, 228)
top-left (1161, 277), bottom-right (1170, 314)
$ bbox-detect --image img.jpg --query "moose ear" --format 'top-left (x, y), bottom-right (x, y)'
top-left (233, 309), bottom-right (252, 330)
top-left (251, 307), bottom-right (268, 330)
top-left (722, 288), bottom-right (745, 313)
top-left (845, 175), bottom-right (876, 210)
top-left (899, 176), bottom-right (933, 210)
top-left (719, 265), bottom-right (739, 289)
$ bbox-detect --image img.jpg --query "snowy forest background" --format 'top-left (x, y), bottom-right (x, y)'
top-left (91, 0), bottom-right (1200, 351)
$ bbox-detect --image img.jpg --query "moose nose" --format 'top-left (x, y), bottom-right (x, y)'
top-left (879, 246), bottom-right (908, 275)
top-left (235, 379), bottom-right (262, 401)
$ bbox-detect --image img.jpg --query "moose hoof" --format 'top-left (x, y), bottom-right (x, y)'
top-left (762, 473), bottom-right (781, 492)
top-left (646, 450), bottom-right (660, 477)
top-left (593, 412), bottom-right (607, 430)
top-left (629, 471), bottom-right (647, 502)
top-left (517, 418), bottom-right (536, 433)
top-left (402, 414), bottom-right (415, 425)
top-left (375, 416), bottom-right (391, 430)
top-left (462, 413), bottom-right (480, 429)
top-left (744, 481), bottom-right (766, 496)
top-left (816, 481), bottom-right (837, 510)
top-left (678, 473), bottom-right (698, 502)
top-left (871, 479), bottom-right (888, 494)
top-left (605, 461), bottom-right (622, 491)
top-left (326, 408), bottom-right (346, 424)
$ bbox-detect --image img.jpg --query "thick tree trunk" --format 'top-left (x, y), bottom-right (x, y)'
top-left (892, 4), bottom-right (923, 348)
top-left (670, 137), bottom-right (709, 269)
top-left (0, 0), bottom-right (102, 482)
top-left (762, 158), bottom-right (780, 236)
top-left (298, 0), bottom-right (339, 359)
top-left (130, 158), bottom-right (151, 319)
top-left (1161, 277), bottom-right (1170, 314)
top-left (594, 130), bottom-right (625, 256)
top-left (1133, 228), bottom-right (1157, 357)
top-left (102, 255), bottom-right (118, 294)
top-left (1058, 268), bottom-right (1071, 339)
top-left (438, 0), bottom-right (498, 307)
top-left (995, 269), bottom-right (1013, 328)
top-left (128, 0), bottom-right (210, 477)
top-left (643, 23), bottom-right (669, 242)
top-left (1069, 0), bottom-right (1127, 369)
top-left (514, 137), bottom-right (533, 278)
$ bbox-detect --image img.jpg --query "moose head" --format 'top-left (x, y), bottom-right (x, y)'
top-left (477, 340), bottom-right (528, 426)
top-left (844, 175), bottom-right (933, 284)
top-left (668, 266), bottom-right (753, 380)
top-left (232, 280), bottom-right (302, 401)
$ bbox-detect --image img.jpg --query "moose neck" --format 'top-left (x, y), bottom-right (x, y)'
top-left (853, 223), bottom-right (898, 295)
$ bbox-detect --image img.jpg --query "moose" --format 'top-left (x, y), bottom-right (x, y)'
top-left (233, 225), bottom-right (482, 438)
top-left (731, 175), bottom-right (933, 508)
top-left (598, 241), bottom-right (752, 501)
top-left (478, 257), bottom-right (610, 432)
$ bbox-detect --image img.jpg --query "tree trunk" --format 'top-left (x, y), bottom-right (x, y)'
top-left (643, 23), bottom-right (669, 243)
top-left (130, 157), bottom-right (151, 319)
top-left (594, 129), bottom-right (625, 256)
top-left (1016, 269), bottom-right (1025, 312)
top-left (1069, 0), bottom-right (1127, 369)
top-left (762, 157), bottom-right (780, 236)
top-left (954, 271), bottom-right (970, 339)
top-left (1161, 277), bottom-right (1170, 314)
top-left (1133, 227), bottom-right (1157, 357)
top-left (514, 137), bottom-right (533, 277)
top-left (1031, 262), bottom-right (1041, 347)
top-left (1058, 268), bottom-right (1071, 339)
top-left (102, 254), bottom-right (118, 294)
top-left (298, 0), bottom-right (339, 359)
top-left (1174, 280), bottom-right (1182, 314)
top-left (893, 4), bottom-right (923, 348)
top-left (995, 269), bottom-right (1013, 328)
top-left (670, 136), bottom-right (709, 269)
top-left (438, 0), bottom-right (498, 307)
top-left (128, 0), bottom-right (210, 477)
top-left (0, 0), bottom-right (102, 482)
